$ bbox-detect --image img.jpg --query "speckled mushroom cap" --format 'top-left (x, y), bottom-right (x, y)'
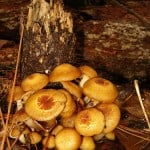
top-left (82, 77), bottom-right (118, 103)
top-left (21, 73), bottom-right (49, 91)
top-left (25, 89), bottom-right (67, 121)
top-left (75, 108), bottom-right (105, 136)
top-left (49, 63), bottom-right (82, 82)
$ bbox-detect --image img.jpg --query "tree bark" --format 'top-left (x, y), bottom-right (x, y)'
top-left (21, 0), bottom-right (76, 79)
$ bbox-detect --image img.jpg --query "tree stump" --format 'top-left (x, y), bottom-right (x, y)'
top-left (21, 0), bottom-right (76, 79)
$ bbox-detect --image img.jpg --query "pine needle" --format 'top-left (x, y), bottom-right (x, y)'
top-left (134, 80), bottom-right (150, 129)
top-left (117, 125), bottom-right (150, 142)
top-left (0, 18), bottom-right (24, 150)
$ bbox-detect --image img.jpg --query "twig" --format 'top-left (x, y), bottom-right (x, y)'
top-left (10, 135), bottom-right (20, 150)
top-left (110, 0), bottom-right (150, 28)
top-left (0, 19), bottom-right (24, 150)
top-left (122, 93), bottom-right (133, 104)
top-left (0, 108), bottom-right (5, 126)
top-left (0, 109), bottom-right (11, 149)
top-left (134, 80), bottom-right (150, 129)
top-left (6, 138), bottom-right (11, 150)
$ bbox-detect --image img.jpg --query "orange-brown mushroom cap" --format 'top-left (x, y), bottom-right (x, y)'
top-left (58, 89), bottom-right (76, 118)
top-left (97, 103), bottom-right (121, 133)
top-left (49, 63), bottom-right (82, 82)
top-left (83, 77), bottom-right (118, 103)
top-left (21, 73), bottom-right (49, 91)
top-left (61, 81), bottom-right (82, 98)
top-left (79, 65), bottom-right (98, 78)
top-left (75, 108), bottom-right (105, 136)
top-left (25, 89), bottom-right (67, 121)
top-left (7, 86), bottom-right (25, 102)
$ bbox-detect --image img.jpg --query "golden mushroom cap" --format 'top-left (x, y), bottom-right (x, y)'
top-left (80, 136), bottom-right (96, 150)
top-left (58, 89), bottom-right (76, 118)
top-left (55, 128), bottom-right (81, 150)
top-left (97, 103), bottom-right (121, 133)
top-left (79, 65), bottom-right (98, 87)
top-left (21, 73), bottom-right (49, 91)
top-left (79, 65), bottom-right (98, 78)
top-left (42, 135), bottom-right (55, 149)
top-left (75, 108), bottom-right (105, 136)
top-left (105, 131), bottom-right (116, 140)
top-left (61, 81), bottom-right (82, 98)
top-left (49, 63), bottom-right (82, 82)
top-left (24, 89), bottom-right (67, 121)
top-left (51, 125), bottom-right (64, 136)
top-left (29, 131), bottom-right (42, 144)
top-left (9, 126), bottom-right (21, 139)
top-left (12, 108), bottom-right (30, 123)
top-left (7, 86), bottom-right (25, 102)
top-left (83, 77), bottom-right (118, 103)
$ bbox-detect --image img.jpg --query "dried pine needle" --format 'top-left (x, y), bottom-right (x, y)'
top-left (134, 80), bottom-right (150, 129)
top-left (117, 125), bottom-right (150, 142)
top-left (0, 19), bottom-right (24, 150)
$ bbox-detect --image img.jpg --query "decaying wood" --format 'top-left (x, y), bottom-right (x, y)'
top-left (21, 0), bottom-right (76, 78)
top-left (73, 1), bottom-right (150, 81)
top-left (0, 0), bottom-right (29, 41)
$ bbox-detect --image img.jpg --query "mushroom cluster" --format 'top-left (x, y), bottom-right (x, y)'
top-left (7, 63), bottom-right (121, 150)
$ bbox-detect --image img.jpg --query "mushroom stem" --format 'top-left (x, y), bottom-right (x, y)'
top-left (134, 80), bottom-right (150, 129)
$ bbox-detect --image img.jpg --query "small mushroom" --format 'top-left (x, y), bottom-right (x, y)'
top-left (61, 81), bottom-right (82, 99)
top-left (80, 136), bottom-right (96, 150)
top-left (42, 135), bottom-right (55, 149)
top-left (75, 108), bottom-right (105, 136)
top-left (97, 103), bottom-right (121, 133)
top-left (58, 89), bottom-right (76, 118)
top-left (9, 125), bottom-right (21, 139)
top-left (51, 125), bottom-right (64, 136)
top-left (11, 108), bottom-right (43, 131)
top-left (11, 108), bottom-right (30, 124)
top-left (83, 77), bottom-right (118, 103)
top-left (24, 89), bottom-right (67, 121)
top-left (49, 63), bottom-right (82, 82)
top-left (29, 131), bottom-right (42, 144)
top-left (79, 65), bottom-right (98, 87)
top-left (7, 86), bottom-right (25, 102)
top-left (105, 131), bottom-right (115, 140)
top-left (21, 73), bottom-right (49, 91)
top-left (55, 128), bottom-right (81, 150)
